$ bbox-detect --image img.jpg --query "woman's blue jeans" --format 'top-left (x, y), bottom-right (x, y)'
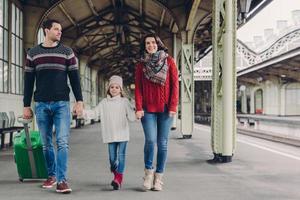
top-left (108, 141), bottom-right (128, 174)
top-left (141, 108), bottom-right (173, 173)
top-left (35, 101), bottom-right (70, 182)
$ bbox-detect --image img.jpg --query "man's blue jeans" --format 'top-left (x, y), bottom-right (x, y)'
top-left (141, 108), bottom-right (173, 173)
top-left (108, 142), bottom-right (128, 174)
top-left (35, 101), bottom-right (70, 182)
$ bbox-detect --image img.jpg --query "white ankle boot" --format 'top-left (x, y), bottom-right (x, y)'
top-left (153, 173), bottom-right (163, 191)
top-left (143, 169), bottom-right (154, 190)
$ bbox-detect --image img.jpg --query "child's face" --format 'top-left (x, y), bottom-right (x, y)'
top-left (109, 83), bottom-right (121, 97)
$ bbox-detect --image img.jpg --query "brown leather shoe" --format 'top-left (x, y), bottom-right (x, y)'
top-left (56, 181), bottom-right (72, 194)
top-left (42, 176), bottom-right (57, 189)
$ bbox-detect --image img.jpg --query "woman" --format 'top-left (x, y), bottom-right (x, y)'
top-left (135, 33), bottom-right (179, 191)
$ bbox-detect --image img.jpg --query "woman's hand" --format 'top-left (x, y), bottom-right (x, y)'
top-left (136, 110), bottom-right (144, 119)
top-left (169, 111), bottom-right (176, 117)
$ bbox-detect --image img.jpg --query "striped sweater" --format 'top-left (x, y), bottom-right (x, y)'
top-left (23, 43), bottom-right (83, 107)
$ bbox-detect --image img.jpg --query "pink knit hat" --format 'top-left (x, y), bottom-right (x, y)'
top-left (108, 75), bottom-right (123, 90)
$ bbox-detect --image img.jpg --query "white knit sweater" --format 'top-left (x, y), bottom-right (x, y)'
top-left (94, 95), bottom-right (136, 143)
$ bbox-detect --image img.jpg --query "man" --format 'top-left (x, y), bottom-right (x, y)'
top-left (23, 19), bottom-right (83, 194)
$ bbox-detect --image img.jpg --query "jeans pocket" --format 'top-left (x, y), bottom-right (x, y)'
top-left (34, 102), bottom-right (42, 114)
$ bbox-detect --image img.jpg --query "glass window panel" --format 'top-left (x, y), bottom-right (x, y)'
top-left (20, 40), bottom-right (23, 65)
top-left (16, 7), bottom-right (19, 36)
top-left (10, 64), bottom-right (15, 93)
top-left (16, 38), bottom-right (19, 65)
top-left (16, 66), bottom-right (19, 94)
top-left (3, 61), bottom-right (8, 92)
top-left (0, 28), bottom-right (2, 59)
top-left (3, 29), bottom-right (7, 60)
top-left (0, 0), bottom-right (3, 26)
top-left (20, 67), bottom-right (23, 94)
top-left (11, 35), bottom-right (15, 63)
top-left (11, 3), bottom-right (15, 33)
top-left (4, 0), bottom-right (7, 28)
top-left (20, 12), bottom-right (23, 37)
top-left (0, 61), bottom-right (3, 92)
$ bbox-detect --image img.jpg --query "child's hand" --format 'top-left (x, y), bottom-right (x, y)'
top-left (136, 110), bottom-right (144, 119)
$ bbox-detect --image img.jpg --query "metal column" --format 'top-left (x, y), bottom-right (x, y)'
top-left (211, 0), bottom-right (237, 163)
top-left (241, 89), bottom-right (247, 113)
top-left (180, 43), bottom-right (194, 138)
top-left (171, 33), bottom-right (178, 130)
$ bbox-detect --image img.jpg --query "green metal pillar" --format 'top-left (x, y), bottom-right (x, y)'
top-left (211, 0), bottom-right (237, 163)
top-left (180, 42), bottom-right (194, 138)
top-left (171, 33), bottom-right (178, 130)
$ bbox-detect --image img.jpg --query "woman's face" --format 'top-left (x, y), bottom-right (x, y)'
top-left (145, 37), bottom-right (158, 54)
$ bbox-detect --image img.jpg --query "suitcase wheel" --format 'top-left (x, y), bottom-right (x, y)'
top-left (19, 178), bottom-right (24, 182)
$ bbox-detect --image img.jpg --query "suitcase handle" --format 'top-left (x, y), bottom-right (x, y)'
top-left (17, 116), bottom-right (33, 125)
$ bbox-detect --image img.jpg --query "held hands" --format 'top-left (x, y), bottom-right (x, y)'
top-left (23, 107), bottom-right (33, 119)
top-left (135, 110), bottom-right (176, 119)
top-left (73, 101), bottom-right (84, 117)
top-left (135, 110), bottom-right (144, 120)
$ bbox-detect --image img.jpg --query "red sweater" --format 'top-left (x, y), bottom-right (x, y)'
top-left (135, 56), bottom-right (179, 113)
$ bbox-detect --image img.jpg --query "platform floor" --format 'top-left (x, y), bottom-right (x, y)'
top-left (0, 122), bottom-right (300, 200)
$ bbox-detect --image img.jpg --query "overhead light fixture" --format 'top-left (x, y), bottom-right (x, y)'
top-left (239, 85), bottom-right (246, 91)
top-left (239, 0), bottom-right (252, 21)
top-left (257, 77), bottom-right (263, 82)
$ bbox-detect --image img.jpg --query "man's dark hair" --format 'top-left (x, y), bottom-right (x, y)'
top-left (42, 19), bottom-right (61, 36)
top-left (140, 33), bottom-right (168, 56)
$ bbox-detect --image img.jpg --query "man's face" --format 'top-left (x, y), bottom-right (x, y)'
top-left (45, 22), bottom-right (62, 42)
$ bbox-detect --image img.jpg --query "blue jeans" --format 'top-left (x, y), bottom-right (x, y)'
top-left (108, 142), bottom-right (128, 174)
top-left (141, 108), bottom-right (173, 173)
top-left (35, 101), bottom-right (70, 182)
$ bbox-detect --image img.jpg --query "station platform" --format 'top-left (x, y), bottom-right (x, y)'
top-left (237, 114), bottom-right (300, 146)
top-left (0, 122), bottom-right (300, 200)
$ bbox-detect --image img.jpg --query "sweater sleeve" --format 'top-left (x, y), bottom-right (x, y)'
top-left (23, 54), bottom-right (36, 107)
top-left (168, 57), bottom-right (179, 112)
top-left (134, 63), bottom-right (143, 111)
top-left (93, 102), bottom-right (102, 119)
top-left (67, 50), bottom-right (83, 102)
top-left (125, 98), bottom-right (136, 122)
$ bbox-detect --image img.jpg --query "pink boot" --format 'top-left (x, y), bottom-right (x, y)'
top-left (111, 172), bottom-right (123, 190)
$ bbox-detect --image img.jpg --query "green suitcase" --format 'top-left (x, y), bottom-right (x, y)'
top-left (13, 119), bottom-right (48, 181)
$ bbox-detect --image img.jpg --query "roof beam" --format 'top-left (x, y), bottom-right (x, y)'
top-left (159, 9), bottom-right (165, 27)
top-left (58, 3), bottom-right (89, 44)
top-left (139, 0), bottom-right (143, 15)
top-left (266, 68), bottom-right (300, 81)
top-left (186, 0), bottom-right (202, 31)
top-left (58, 3), bottom-right (77, 26)
top-left (238, 77), bottom-right (259, 85)
top-left (111, 0), bottom-right (116, 7)
top-left (86, 0), bottom-right (98, 16)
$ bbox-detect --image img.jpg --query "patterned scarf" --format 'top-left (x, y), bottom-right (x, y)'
top-left (141, 50), bottom-right (169, 86)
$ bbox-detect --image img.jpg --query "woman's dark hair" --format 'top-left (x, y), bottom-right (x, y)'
top-left (140, 33), bottom-right (168, 55)
top-left (42, 19), bottom-right (61, 36)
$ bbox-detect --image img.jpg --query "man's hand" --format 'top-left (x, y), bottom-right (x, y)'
top-left (23, 107), bottom-right (33, 119)
top-left (73, 101), bottom-right (84, 117)
top-left (169, 111), bottom-right (176, 117)
top-left (136, 110), bottom-right (144, 119)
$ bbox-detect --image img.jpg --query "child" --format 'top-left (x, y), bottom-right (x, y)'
top-left (94, 75), bottom-right (135, 190)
